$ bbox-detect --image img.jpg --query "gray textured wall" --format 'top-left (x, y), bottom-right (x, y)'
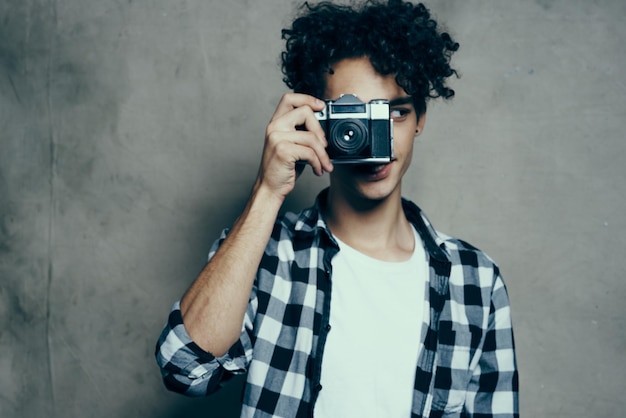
top-left (1, 0), bottom-right (624, 417)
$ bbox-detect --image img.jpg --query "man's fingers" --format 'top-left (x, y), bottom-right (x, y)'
top-left (267, 130), bottom-right (332, 174)
top-left (271, 93), bottom-right (325, 122)
top-left (292, 146), bottom-right (324, 177)
top-left (266, 107), bottom-right (329, 170)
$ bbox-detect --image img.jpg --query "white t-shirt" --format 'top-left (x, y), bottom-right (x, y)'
top-left (315, 226), bottom-right (428, 417)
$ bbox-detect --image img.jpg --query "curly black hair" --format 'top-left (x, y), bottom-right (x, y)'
top-left (281, 0), bottom-right (459, 116)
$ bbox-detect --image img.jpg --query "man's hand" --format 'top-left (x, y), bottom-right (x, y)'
top-left (255, 93), bottom-right (334, 200)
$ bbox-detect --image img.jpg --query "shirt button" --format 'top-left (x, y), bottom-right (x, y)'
top-left (315, 384), bottom-right (323, 392)
top-left (325, 324), bottom-right (332, 332)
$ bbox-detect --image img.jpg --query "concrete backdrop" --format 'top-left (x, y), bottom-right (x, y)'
top-left (1, 0), bottom-right (624, 416)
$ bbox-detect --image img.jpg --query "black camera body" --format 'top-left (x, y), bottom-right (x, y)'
top-left (315, 94), bottom-right (394, 164)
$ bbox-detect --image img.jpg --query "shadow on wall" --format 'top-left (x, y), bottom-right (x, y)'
top-left (157, 375), bottom-right (246, 418)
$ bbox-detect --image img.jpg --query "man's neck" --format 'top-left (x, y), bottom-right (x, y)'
top-left (323, 186), bottom-right (415, 262)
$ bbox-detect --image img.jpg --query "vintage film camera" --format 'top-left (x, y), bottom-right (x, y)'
top-left (315, 94), bottom-right (394, 164)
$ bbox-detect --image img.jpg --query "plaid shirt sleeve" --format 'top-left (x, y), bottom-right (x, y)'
top-left (155, 230), bottom-right (254, 397)
top-left (465, 272), bottom-right (519, 417)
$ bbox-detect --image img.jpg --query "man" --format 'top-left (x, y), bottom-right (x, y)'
top-left (156, 1), bottom-right (519, 417)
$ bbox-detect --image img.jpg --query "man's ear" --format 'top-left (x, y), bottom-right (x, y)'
top-left (415, 112), bottom-right (426, 137)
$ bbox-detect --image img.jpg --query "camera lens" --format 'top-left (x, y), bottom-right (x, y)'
top-left (329, 119), bottom-right (368, 156)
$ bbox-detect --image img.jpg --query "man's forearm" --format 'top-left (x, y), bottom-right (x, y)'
top-left (179, 182), bottom-right (284, 356)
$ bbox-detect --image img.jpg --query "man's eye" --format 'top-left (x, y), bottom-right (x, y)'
top-left (390, 108), bottom-right (410, 120)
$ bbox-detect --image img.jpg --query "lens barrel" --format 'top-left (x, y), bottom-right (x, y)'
top-left (329, 119), bottom-right (368, 156)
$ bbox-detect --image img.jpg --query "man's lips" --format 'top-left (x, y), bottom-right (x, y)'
top-left (352, 162), bottom-right (392, 177)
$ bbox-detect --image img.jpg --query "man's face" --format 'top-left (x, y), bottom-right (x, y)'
top-left (324, 56), bottom-right (425, 203)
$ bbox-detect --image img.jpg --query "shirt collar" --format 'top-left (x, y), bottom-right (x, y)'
top-left (401, 198), bottom-right (450, 262)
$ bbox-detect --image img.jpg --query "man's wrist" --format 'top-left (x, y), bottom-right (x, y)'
top-left (249, 180), bottom-right (285, 215)
top-left (252, 179), bottom-right (286, 204)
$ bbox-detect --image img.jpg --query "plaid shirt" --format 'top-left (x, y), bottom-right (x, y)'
top-left (156, 191), bottom-right (519, 417)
